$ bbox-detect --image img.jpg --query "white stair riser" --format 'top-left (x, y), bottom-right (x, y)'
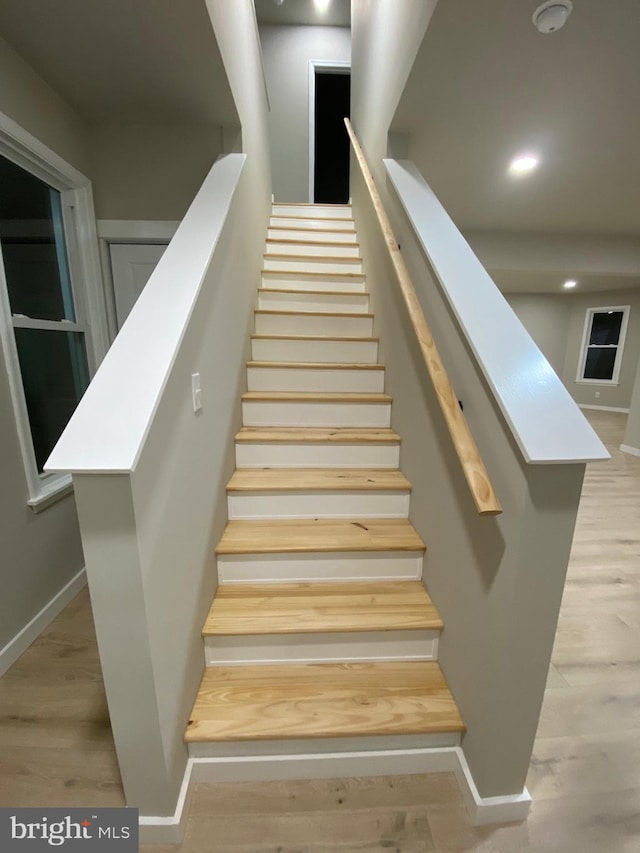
top-left (262, 272), bottom-right (365, 293)
top-left (255, 313), bottom-right (373, 338)
top-left (247, 367), bottom-right (384, 393)
top-left (235, 442), bottom-right (400, 469)
top-left (272, 204), bottom-right (352, 219)
top-left (270, 217), bottom-right (355, 231)
top-left (242, 400), bottom-right (391, 428)
top-left (263, 257), bottom-right (363, 275)
top-left (204, 630), bottom-right (439, 666)
top-left (251, 338), bottom-right (378, 363)
top-left (187, 731), bottom-right (461, 759)
top-left (218, 551), bottom-right (423, 583)
top-left (257, 290), bottom-right (369, 314)
top-left (268, 228), bottom-right (358, 244)
top-left (227, 491), bottom-right (411, 520)
top-left (266, 242), bottom-right (360, 258)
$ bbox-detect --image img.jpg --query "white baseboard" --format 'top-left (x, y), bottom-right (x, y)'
top-left (138, 746), bottom-right (530, 842)
top-left (139, 759), bottom-right (194, 845)
top-left (0, 568), bottom-right (87, 677)
top-left (620, 443), bottom-right (640, 457)
top-left (454, 749), bottom-right (531, 825)
top-left (579, 404), bottom-right (630, 414)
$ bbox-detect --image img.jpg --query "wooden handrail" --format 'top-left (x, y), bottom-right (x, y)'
top-left (344, 118), bottom-right (502, 516)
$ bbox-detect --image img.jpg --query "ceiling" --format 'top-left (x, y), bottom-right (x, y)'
top-left (392, 0), bottom-right (640, 239)
top-left (255, 0), bottom-right (350, 28)
top-left (0, 0), bottom-right (238, 126)
top-left (491, 270), bottom-right (640, 295)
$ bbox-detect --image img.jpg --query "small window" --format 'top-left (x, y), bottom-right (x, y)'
top-left (577, 306), bottom-right (630, 384)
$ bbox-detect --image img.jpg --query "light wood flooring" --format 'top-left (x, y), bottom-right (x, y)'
top-left (0, 410), bottom-right (638, 852)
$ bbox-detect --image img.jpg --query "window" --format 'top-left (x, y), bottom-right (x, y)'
top-left (577, 305), bottom-right (630, 384)
top-left (0, 119), bottom-right (108, 511)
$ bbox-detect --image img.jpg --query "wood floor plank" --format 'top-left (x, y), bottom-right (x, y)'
top-left (204, 581), bottom-right (443, 635)
top-left (234, 427), bottom-right (400, 443)
top-left (185, 661), bottom-right (465, 742)
top-left (226, 468), bottom-right (411, 492)
top-left (215, 518), bottom-right (426, 555)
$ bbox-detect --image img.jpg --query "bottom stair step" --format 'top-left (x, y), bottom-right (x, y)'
top-left (185, 661), bottom-right (465, 744)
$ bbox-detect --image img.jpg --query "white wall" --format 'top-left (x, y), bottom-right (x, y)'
top-left (351, 0), bottom-right (437, 180)
top-left (561, 288), bottom-right (640, 410)
top-left (53, 0), bottom-right (272, 822)
top-left (622, 362), bottom-right (640, 452)
top-left (259, 24), bottom-right (351, 202)
top-left (506, 293), bottom-right (571, 376)
top-left (88, 124), bottom-right (223, 221)
top-left (0, 36), bottom-right (88, 662)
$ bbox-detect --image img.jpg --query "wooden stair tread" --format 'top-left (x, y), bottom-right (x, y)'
top-left (266, 240), bottom-right (360, 249)
top-left (263, 269), bottom-right (364, 279)
top-left (270, 215), bottom-right (355, 223)
top-left (226, 468), bottom-right (411, 492)
top-left (255, 310), bottom-right (373, 318)
top-left (204, 581), bottom-right (442, 635)
top-left (215, 518), bottom-right (425, 555)
top-left (242, 391), bottom-right (391, 402)
top-left (264, 253), bottom-right (363, 262)
top-left (250, 335), bottom-right (378, 343)
top-left (258, 287), bottom-right (368, 297)
top-left (235, 427), bottom-right (399, 443)
top-left (185, 661), bottom-right (465, 742)
top-left (268, 226), bottom-right (356, 234)
top-left (246, 361), bottom-right (383, 371)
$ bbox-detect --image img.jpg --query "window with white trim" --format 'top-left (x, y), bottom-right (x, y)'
top-left (577, 305), bottom-right (630, 384)
top-left (0, 143), bottom-right (103, 510)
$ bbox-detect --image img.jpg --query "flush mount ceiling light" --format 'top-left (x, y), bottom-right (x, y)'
top-left (563, 279), bottom-right (577, 289)
top-left (508, 152), bottom-right (540, 175)
top-left (532, 1), bottom-right (573, 34)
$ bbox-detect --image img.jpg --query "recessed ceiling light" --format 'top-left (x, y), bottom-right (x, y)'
top-left (563, 279), bottom-right (577, 289)
top-left (314, 0), bottom-right (331, 12)
top-left (508, 153), bottom-right (540, 175)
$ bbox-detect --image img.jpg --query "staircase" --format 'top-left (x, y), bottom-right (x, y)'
top-left (185, 203), bottom-right (464, 760)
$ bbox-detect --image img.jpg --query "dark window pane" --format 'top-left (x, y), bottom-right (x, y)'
top-left (14, 328), bottom-right (89, 472)
top-left (584, 347), bottom-right (617, 381)
top-left (0, 156), bottom-right (74, 321)
top-left (589, 311), bottom-right (623, 345)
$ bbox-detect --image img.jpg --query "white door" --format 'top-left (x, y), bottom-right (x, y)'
top-left (109, 243), bottom-right (168, 329)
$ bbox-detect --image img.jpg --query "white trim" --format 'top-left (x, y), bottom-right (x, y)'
top-left (26, 473), bottom-right (74, 513)
top-left (0, 568), bottom-right (86, 677)
top-left (308, 60), bottom-right (351, 203)
top-left (138, 747), bottom-right (530, 842)
top-left (97, 220), bottom-right (180, 242)
top-left (575, 305), bottom-right (630, 385)
top-left (620, 443), bottom-right (640, 456)
top-left (453, 749), bottom-right (531, 826)
top-left (138, 758), bottom-right (194, 845)
top-left (579, 404), bottom-right (630, 414)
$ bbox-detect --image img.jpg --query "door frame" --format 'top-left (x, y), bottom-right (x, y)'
top-left (308, 60), bottom-right (351, 204)
top-left (96, 220), bottom-right (179, 342)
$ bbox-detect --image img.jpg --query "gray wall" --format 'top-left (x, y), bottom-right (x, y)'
top-left (561, 288), bottom-right (640, 410)
top-left (0, 35), bottom-right (88, 656)
top-left (88, 123), bottom-right (223, 221)
top-left (351, 0), bottom-right (586, 800)
top-left (259, 24), bottom-right (351, 202)
top-left (505, 293), bottom-right (571, 376)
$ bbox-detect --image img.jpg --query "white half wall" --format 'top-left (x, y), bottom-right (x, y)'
top-left (505, 293), bottom-right (571, 377)
top-left (259, 24), bottom-right (351, 202)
